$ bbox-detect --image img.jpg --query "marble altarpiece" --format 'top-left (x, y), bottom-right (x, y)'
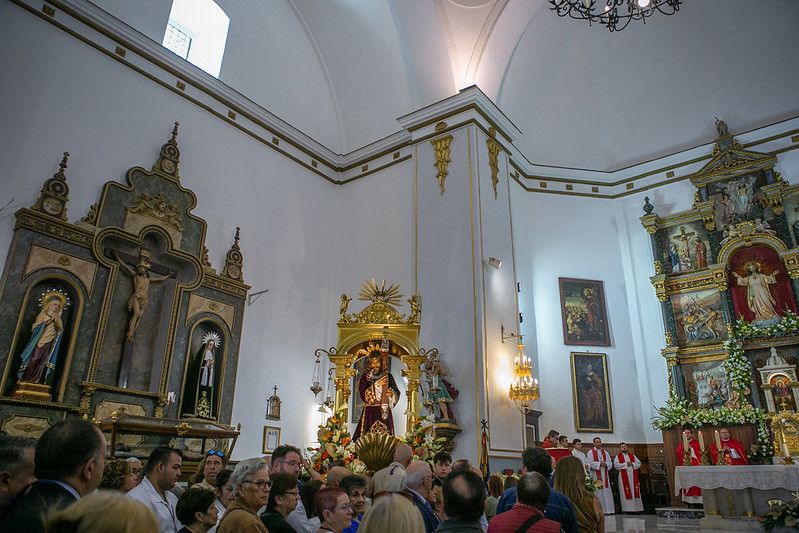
top-left (0, 125), bottom-right (248, 454)
top-left (642, 121), bottom-right (799, 504)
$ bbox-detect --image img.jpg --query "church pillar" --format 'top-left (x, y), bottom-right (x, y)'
top-left (399, 88), bottom-right (525, 462)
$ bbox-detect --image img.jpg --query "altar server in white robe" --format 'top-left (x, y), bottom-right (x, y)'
top-left (571, 438), bottom-right (588, 473)
top-left (588, 437), bottom-right (615, 515)
top-left (613, 442), bottom-right (643, 513)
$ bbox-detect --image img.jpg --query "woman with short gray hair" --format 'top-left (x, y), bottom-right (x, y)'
top-left (217, 458), bottom-right (270, 533)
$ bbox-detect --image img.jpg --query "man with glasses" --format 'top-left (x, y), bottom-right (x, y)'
top-left (128, 446), bottom-right (183, 533)
top-left (197, 449), bottom-right (227, 491)
top-left (271, 445), bottom-right (315, 533)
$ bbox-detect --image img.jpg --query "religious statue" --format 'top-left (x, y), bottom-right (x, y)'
top-left (116, 251), bottom-right (173, 340)
top-left (715, 117), bottom-right (730, 139)
top-left (407, 294), bottom-right (422, 324)
top-left (693, 239), bottom-right (707, 269)
top-left (423, 352), bottom-right (458, 422)
top-left (16, 290), bottom-right (69, 385)
top-left (733, 261), bottom-right (780, 325)
top-left (196, 331), bottom-right (220, 418)
top-left (339, 294), bottom-right (351, 322)
top-left (668, 243), bottom-right (681, 273)
top-left (353, 347), bottom-right (400, 440)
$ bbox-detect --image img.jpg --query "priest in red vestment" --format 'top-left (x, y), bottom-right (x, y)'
top-left (710, 428), bottom-right (748, 465)
top-left (675, 429), bottom-right (702, 504)
top-left (613, 443), bottom-right (643, 513)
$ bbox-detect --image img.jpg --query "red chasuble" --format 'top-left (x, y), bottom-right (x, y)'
top-left (615, 453), bottom-right (640, 500)
top-left (676, 438), bottom-right (702, 498)
top-left (545, 448), bottom-right (573, 463)
top-left (710, 438), bottom-right (748, 465)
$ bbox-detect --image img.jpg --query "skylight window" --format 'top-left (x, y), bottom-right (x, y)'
top-left (162, 0), bottom-right (229, 78)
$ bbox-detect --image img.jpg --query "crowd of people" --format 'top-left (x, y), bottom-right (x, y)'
top-left (0, 420), bottom-right (686, 533)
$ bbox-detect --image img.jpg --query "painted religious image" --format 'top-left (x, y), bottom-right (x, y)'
top-left (559, 278), bottom-right (611, 346)
top-left (770, 374), bottom-right (797, 412)
top-left (13, 287), bottom-right (73, 389)
top-left (729, 246), bottom-right (797, 325)
top-left (570, 352), bottom-right (613, 432)
top-left (683, 359), bottom-right (735, 409)
top-left (708, 172), bottom-right (771, 231)
top-left (660, 223), bottom-right (711, 274)
top-left (671, 289), bottom-right (727, 347)
top-left (181, 322), bottom-right (224, 420)
top-left (352, 340), bottom-right (401, 440)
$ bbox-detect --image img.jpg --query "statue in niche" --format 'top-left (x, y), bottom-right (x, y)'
top-left (16, 290), bottom-right (70, 385)
top-left (353, 346), bottom-right (400, 440)
top-left (116, 250), bottom-right (173, 341)
top-left (183, 326), bottom-right (223, 419)
top-left (733, 261), bottom-right (780, 325)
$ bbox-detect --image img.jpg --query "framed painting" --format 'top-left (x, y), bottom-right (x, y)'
top-left (262, 426), bottom-right (281, 454)
top-left (681, 358), bottom-right (731, 409)
top-left (559, 278), bottom-right (611, 346)
top-left (670, 288), bottom-right (727, 347)
top-left (570, 352), bottom-right (613, 433)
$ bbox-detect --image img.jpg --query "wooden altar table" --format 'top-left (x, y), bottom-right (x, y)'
top-left (675, 465), bottom-right (799, 530)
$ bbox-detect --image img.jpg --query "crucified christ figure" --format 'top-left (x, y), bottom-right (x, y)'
top-left (116, 251), bottom-right (173, 341)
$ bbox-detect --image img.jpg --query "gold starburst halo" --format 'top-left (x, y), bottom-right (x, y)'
top-left (357, 278), bottom-right (404, 307)
top-left (38, 289), bottom-right (70, 310)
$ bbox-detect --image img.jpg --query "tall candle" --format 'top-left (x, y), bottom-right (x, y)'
top-left (783, 438), bottom-right (790, 459)
top-left (698, 430), bottom-right (705, 452)
top-left (682, 430), bottom-right (689, 450)
top-left (714, 430), bottom-right (722, 452)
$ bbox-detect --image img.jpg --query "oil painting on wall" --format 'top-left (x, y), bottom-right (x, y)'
top-left (570, 352), bottom-right (613, 432)
top-left (559, 278), bottom-right (610, 347)
top-left (683, 359), bottom-right (731, 409)
top-left (671, 289), bottom-right (727, 347)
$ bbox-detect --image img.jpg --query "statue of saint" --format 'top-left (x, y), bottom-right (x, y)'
top-left (733, 261), bottom-right (780, 324)
top-left (424, 354), bottom-right (458, 422)
top-left (353, 350), bottom-right (400, 440)
top-left (16, 290), bottom-right (68, 385)
top-left (116, 251), bottom-right (173, 341)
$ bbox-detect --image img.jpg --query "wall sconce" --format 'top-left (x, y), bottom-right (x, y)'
top-left (487, 257), bottom-right (502, 269)
top-left (501, 324), bottom-right (522, 344)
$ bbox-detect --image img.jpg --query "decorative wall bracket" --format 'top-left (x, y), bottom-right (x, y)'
top-left (640, 213), bottom-right (660, 234)
top-left (694, 200), bottom-right (717, 231)
top-left (431, 134), bottom-right (453, 195)
top-left (760, 182), bottom-right (788, 216)
top-left (486, 129), bottom-right (501, 199)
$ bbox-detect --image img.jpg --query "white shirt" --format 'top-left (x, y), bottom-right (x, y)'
top-left (571, 449), bottom-right (588, 471)
top-left (127, 476), bottom-right (181, 533)
top-left (287, 499), bottom-right (316, 533)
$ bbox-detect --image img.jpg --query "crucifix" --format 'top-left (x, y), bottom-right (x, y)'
top-left (111, 248), bottom-right (174, 388)
top-left (672, 226), bottom-right (696, 267)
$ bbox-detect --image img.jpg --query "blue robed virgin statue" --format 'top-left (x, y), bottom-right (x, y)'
top-left (16, 290), bottom-right (69, 384)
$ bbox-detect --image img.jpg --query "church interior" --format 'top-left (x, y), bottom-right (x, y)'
top-left (1, 0), bottom-right (799, 531)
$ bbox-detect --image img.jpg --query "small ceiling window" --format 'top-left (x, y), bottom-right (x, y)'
top-left (162, 0), bottom-right (229, 78)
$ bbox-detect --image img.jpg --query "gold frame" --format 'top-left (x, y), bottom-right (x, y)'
top-left (0, 273), bottom-right (84, 403)
top-left (177, 316), bottom-right (229, 422)
top-left (262, 425), bottom-right (281, 455)
top-left (570, 352), bottom-right (613, 433)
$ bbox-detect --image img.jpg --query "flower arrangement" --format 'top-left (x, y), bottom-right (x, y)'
top-left (306, 414), bottom-right (365, 475)
top-left (399, 415), bottom-right (446, 462)
top-left (584, 474), bottom-right (599, 494)
top-left (761, 493), bottom-right (799, 531)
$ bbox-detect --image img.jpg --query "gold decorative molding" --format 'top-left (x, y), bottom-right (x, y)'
top-left (0, 414), bottom-right (51, 438)
top-left (431, 134), bottom-right (453, 195)
top-left (654, 260), bottom-right (663, 275)
top-left (15, 208), bottom-right (94, 248)
top-left (203, 272), bottom-right (249, 298)
top-left (780, 249), bottom-right (799, 279)
top-left (717, 230), bottom-right (787, 266)
top-left (486, 133), bottom-right (501, 199)
top-left (24, 245), bottom-right (97, 295)
top-left (760, 182), bottom-right (788, 215)
top-left (80, 202), bottom-right (99, 227)
top-left (640, 213), bottom-right (660, 234)
top-left (694, 200), bottom-right (717, 231)
top-left (186, 293), bottom-right (235, 332)
top-left (32, 152), bottom-right (70, 221)
top-left (650, 273), bottom-right (667, 301)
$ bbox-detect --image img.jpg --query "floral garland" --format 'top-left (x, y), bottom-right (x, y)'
top-left (761, 494), bottom-right (799, 531)
top-left (399, 415), bottom-right (447, 462)
top-left (306, 414), bottom-right (366, 475)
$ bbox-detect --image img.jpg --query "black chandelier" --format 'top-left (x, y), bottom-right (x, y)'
top-left (550, 0), bottom-right (681, 32)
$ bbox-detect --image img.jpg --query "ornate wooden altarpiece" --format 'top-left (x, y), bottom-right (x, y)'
top-left (641, 120), bottom-right (799, 454)
top-left (0, 124), bottom-right (247, 459)
top-left (319, 280), bottom-right (461, 451)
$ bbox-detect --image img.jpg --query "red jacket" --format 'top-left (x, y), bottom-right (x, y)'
top-left (488, 503), bottom-right (562, 533)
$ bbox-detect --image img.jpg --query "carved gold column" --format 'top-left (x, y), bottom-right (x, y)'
top-left (330, 352), bottom-right (356, 420)
top-left (431, 122), bottom-right (453, 195)
top-left (401, 353), bottom-right (428, 429)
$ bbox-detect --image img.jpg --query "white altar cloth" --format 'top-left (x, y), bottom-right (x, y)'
top-left (675, 465), bottom-right (799, 528)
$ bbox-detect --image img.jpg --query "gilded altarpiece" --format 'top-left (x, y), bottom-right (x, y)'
top-left (0, 125), bottom-right (248, 442)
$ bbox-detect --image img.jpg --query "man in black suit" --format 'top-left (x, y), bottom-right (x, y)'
top-left (0, 435), bottom-right (37, 520)
top-left (403, 460), bottom-right (440, 533)
top-left (1, 418), bottom-right (106, 533)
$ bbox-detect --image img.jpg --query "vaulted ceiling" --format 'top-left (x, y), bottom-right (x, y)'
top-left (94, 0), bottom-right (799, 171)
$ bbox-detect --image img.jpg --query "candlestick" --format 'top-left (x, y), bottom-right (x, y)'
top-left (698, 430), bottom-right (705, 452)
top-left (714, 430), bottom-right (721, 454)
top-left (682, 430), bottom-right (689, 449)
top-left (783, 440), bottom-right (790, 459)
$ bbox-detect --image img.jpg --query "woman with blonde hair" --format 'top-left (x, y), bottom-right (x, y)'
top-left (46, 490), bottom-right (158, 533)
top-left (554, 456), bottom-right (604, 533)
top-left (358, 492), bottom-right (425, 533)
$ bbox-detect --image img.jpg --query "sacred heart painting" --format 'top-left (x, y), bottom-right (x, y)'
top-left (570, 352), bottom-right (613, 433)
top-left (559, 278), bottom-right (611, 346)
